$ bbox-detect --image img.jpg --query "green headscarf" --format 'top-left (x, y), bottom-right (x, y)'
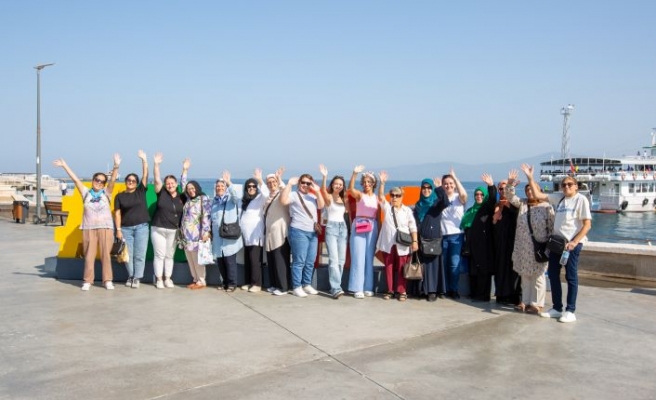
top-left (460, 186), bottom-right (488, 230)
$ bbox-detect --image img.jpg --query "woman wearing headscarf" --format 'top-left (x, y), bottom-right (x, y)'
top-left (347, 165), bottom-right (380, 299)
top-left (504, 170), bottom-right (555, 314)
top-left (180, 159), bottom-right (212, 289)
top-left (460, 174), bottom-right (497, 302)
top-left (319, 164), bottom-right (349, 299)
top-left (263, 167), bottom-right (291, 296)
top-left (376, 172), bottom-right (418, 302)
top-left (53, 155), bottom-right (119, 291)
top-left (440, 168), bottom-right (468, 299)
top-left (150, 152), bottom-right (184, 289)
top-left (210, 170), bottom-right (243, 292)
top-left (114, 150), bottom-right (150, 289)
top-left (413, 177), bottom-right (450, 302)
top-left (493, 178), bottom-right (520, 305)
top-left (239, 169), bottom-right (269, 292)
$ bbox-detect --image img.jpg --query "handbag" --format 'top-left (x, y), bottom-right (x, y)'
top-left (420, 237), bottom-right (442, 256)
top-left (110, 237), bottom-right (125, 257)
top-left (391, 206), bottom-right (413, 246)
top-left (546, 234), bottom-right (567, 255)
top-left (527, 205), bottom-right (549, 263)
top-left (355, 218), bottom-right (373, 233)
top-left (117, 244), bottom-right (129, 264)
top-left (218, 201), bottom-right (242, 239)
top-left (296, 192), bottom-right (322, 235)
top-left (197, 240), bottom-right (214, 265)
top-left (403, 252), bottom-right (424, 280)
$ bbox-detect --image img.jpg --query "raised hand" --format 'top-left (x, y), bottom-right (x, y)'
top-left (153, 152), bottom-right (163, 164)
top-left (379, 171), bottom-right (388, 184)
top-left (53, 159), bottom-right (67, 168)
top-left (449, 167), bottom-right (457, 179)
top-left (276, 166), bottom-right (285, 179)
top-left (319, 164), bottom-right (328, 177)
top-left (182, 158), bottom-right (191, 170)
top-left (433, 176), bottom-right (442, 187)
top-left (113, 153), bottom-right (122, 166)
top-left (253, 168), bottom-right (262, 181)
top-left (353, 165), bottom-right (365, 174)
top-left (222, 170), bottom-right (231, 185)
top-left (508, 169), bottom-right (519, 186)
top-left (137, 150), bottom-right (147, 162)
top-left (288, 176), bottom-right (299, 186)
top-left (521, 163), bottom-right (534, 178)
top-left (482, 173), bottom-right (494, 186)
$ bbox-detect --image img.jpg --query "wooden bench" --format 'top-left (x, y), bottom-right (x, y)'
top-left (44, 201), bottom-right (68, 226)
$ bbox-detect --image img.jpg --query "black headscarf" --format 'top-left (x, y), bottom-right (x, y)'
top-left (242, 178), bottom-right (259, 210)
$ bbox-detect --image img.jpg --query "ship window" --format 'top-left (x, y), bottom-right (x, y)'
top-left (641, 183), bottom-right (649, 193)
top-left (648, 183), bottom-right (655, 192)
top-left (628, 183), bottom-right (635, 193)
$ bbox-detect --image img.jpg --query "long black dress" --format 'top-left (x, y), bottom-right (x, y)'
top-left (493, 201), bottom-right (520, 305)
top-left (464, 185), bottom-right (497, 301)
top-left (412, 187), bottom-right (450, 298)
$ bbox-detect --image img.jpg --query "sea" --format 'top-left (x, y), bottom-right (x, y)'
top-left (194, 178), bottom-right (656, 246)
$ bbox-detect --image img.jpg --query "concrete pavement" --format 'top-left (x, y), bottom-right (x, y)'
top-left (1, 219), bottom-right (655, 399)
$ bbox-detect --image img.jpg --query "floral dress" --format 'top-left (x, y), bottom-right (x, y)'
top-left (506, 187), bottom-right (555, 276)
top-left (180, 195), bottom-right (212, 251)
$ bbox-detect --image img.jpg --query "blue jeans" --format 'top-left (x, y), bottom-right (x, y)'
top-left (348, 220), bottom-right (378, 293)
top-left (325, 221), bottom-right (348, 294)
top-left (547, 243), bottom-right (582, 313)
top-left (122, 222), bottom-right (149, 279)
top-left (442, 233), bottom-right (463, 293)
top-left (289, 226), bottom-right (318, 289)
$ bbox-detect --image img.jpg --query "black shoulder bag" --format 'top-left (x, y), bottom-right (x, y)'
top-left (219, 199), bottom-right (242, 239)
top-left (527, 204), bottom-right (549, 263)
top-left (391, 206), bottom-right (413, 246)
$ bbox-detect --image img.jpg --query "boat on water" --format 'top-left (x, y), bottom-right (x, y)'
top-left (539, 132), bottom-right (656, 213)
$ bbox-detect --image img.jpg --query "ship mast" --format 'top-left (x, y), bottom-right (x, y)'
top-left (561, 104), bottom-right (574, 171)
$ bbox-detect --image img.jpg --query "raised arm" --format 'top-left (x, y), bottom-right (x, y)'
top-left (311, 181), bottom-right (325, 210)
top-left (505, 169), bottom-right (521, 208)
top-left (378, 171), bottom-right (388, 204)
top-left (348, 165), bottom-right (365, 201)
top-left (138, 150), bottom-right (148, 187)
top-left (482, 173), bottom-right (497, 207)
top-left (52, 159), bottom-right (85, 194)
top-left (451, 167), bottom-right (468, 205)
top-left (280, 176), bottom-right (298, 206)
top-left (521, 164), bottom-right (548, 201)
top-left (180, 158), bottom-right (190, 188)
top-left (319, 164), bottom-right (331, 206)
top-left (153, 152), bottom-right (163, 193)
top-left (107, 153), bottom-right (121, 194)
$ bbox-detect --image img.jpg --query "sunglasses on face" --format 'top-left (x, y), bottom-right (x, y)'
top-left (475, 193), bottom-right (484, 196)
top-left (300, 181), bottom-right (313, 186)
top-left (126, 179), bottom-right (137, 183)
top-left (390, 194), bottom-right (402, 198)
top-left (421, 186), bottom-right (432, 190)
top-left (93, 178), bottom-right (106, 184)
top-left (246, 185), bottom-right (257, 189)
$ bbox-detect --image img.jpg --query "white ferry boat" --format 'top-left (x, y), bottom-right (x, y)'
top-left (539, 132), bottom-right (656, 213)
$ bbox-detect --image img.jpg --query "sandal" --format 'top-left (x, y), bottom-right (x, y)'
top-left (382, 293), bottom-right (392, 300)
top-left (514, 302), bottom-right (526, 312)
top-left (398, 293), bottom-right (407, 302)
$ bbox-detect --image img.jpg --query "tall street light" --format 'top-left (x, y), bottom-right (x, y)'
top-left (34, 62), bottom-right (55, 224)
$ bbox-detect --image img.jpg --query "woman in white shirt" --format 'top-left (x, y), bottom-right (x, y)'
top-left (239, 169), bottom-right (270, 292)
top-left (319, 165), bottom-right (348, 299)
top-left (376, 172), bottom-right (418, 301)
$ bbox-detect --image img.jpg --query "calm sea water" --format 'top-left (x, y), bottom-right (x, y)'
top-left (194, 178), bottom-right (656, 245)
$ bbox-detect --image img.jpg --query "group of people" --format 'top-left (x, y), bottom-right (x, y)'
top-left (54, 155), bottom-right (591, 323)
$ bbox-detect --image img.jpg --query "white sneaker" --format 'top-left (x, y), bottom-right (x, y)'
top-left (540, 308), bottom-right (563, 319)
top-left (164, 279), bottom-right (174, 288)
top-left (303, 285), bottom-right (318, 295)
top-left (248, 285), bottom-right (261, 293)
top-left (240, 285), bottom-right (250, 290)
top-left (292, 287), bottom-right (308, 298)
top-left (81, 283), bottom-right (91, 291)
top-left (132, 279), bottom-right (140, 289)
top-left (353, 292), bottom-right (365, 299)
top-left (267, 287), bottom-right (276, 293)
top-left (104, 281), bottom-right (115, 290)
top-left (125, 277), bottom-right (133, 287)
top-left (272, 289), bottom-right (286, 296)
top-left (364, 291), bottom-right (374, 297)
top-left (155, 280), bottom-right (165, 289)
top-left (559, 311), bottom-right (577, 323)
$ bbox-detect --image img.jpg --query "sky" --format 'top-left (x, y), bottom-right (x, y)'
top-left (2, 1), bottom-right (655, 180)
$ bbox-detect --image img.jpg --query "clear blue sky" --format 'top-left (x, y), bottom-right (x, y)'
top-left (2, 1), bottom-right (655, 179)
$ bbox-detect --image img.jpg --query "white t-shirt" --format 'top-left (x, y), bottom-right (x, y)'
top-left (376, 202), bottom-right (417, 256)
top-left (440, 192), bottom-right (464, 235)
top-left (548, 192), bottom-right (591, 242)
top-left (289, 191), bottom-right (319, 232)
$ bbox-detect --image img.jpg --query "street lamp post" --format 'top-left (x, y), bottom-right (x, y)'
top-left (34, 62), bottom-right (55, 224)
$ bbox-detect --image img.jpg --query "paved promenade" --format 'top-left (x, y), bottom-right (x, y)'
top-left (1, 219), bottom-right (655, 400)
